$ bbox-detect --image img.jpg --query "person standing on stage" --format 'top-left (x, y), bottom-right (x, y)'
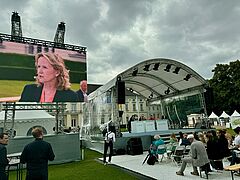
top-left (0, 133), bottom-right (9, 180)
top-left (103, 126), bottom-right (116, 165)
top-left (76, 80), bottom-right (88, 102)
top-left (20, 127), bottom-right (55, 180)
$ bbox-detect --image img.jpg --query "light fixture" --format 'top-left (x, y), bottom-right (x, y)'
top-left (132, 68), bottom-right (138, 76)
top-left (164, 87), bottom-right (170, 95)
top-left (153, 63), bottom-right (160, 71)
top-left (173, 67), bottom-right (180, 74)
top-left (149, 92), bottom-right (153, 99)
top-left (143, 64), bottom-right (150, 71)
top-left (184, 74), bottom-right (191, 81)
top-left (164, 64), bottom-right (171, 72)
top-left (117, 76), bottom-right (121, 81)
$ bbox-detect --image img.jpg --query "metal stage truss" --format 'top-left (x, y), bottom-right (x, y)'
top-left (2, 102), bottom-right (66, 138)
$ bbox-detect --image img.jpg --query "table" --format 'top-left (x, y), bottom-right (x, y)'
top-left (224, 164), bottom-right (240, 180)
top-left (7, 152), bottom-right (22, 180)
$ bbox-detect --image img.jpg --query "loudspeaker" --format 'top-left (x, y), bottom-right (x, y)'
top-left (204, 87), bottom-right (214, 106)
top-left (204, 87), bottom-right (214, 115)
top-left (116, 80), bottom-right (125, 104)
top-left (126, 138), bottom-right (143, 155)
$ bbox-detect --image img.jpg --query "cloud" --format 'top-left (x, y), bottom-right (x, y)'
top-left (1, 0), bottom-right (240, 84)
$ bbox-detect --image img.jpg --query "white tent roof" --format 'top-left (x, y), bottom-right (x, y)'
top-left (231, 110), bottom-right (240, 117)
top-left (208, 112), bottom-right (219, 119)
top-left (220, 111), bottom-right (230, 118)
top-left (89, 58), bottom-right (207, 101)
top-left (0, 110), bottom-right (55, 121)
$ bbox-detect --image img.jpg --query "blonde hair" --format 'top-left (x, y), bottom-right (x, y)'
top-left (35, 52), bottom-right (71, 90)
top-left (154, 134), bottom-right (160, 140)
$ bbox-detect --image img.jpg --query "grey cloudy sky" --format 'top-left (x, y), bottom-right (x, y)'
top-left (1, 0), bottom-right (240, 84)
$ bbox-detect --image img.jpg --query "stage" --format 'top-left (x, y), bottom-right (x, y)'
top-left (85, 128), bottom-right (208, 154)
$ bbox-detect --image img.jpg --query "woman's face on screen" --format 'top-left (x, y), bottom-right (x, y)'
top-left (37, 56), bottom-right (59, 85)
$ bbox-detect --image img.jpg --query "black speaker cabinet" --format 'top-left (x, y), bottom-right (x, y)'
top-left (116, 80), bottom-right (125, 104)
top-left (126, 138), bottom-right (143, 155)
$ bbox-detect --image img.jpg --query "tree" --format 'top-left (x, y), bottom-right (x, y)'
top-left (209, 60), bottom-right (240, 115)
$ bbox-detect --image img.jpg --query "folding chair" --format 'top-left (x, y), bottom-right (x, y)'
top-left (184, 145), bottom-right (191, 156)
top-left (166, 142), bottom-right (178, 158)
top-left (157, 144), bottom-right (167, 162)
top-left (171, 145), bottom-right (185, 166)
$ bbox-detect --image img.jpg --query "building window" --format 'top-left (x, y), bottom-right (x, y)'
top-left (71, 119), bottom-right (76, 127)
top-left (126, 103), bottom-right (129, 111)
top-left (152, 106), bottom-right (155, 111)
top-left (140, 103), bottom-right (144, 111)
top-left (71, 103), bottom-right (77, 112)
top-left (133, 103), bottom-right (136, 111)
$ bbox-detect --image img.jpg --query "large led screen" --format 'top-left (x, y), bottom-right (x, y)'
top-left (0, 36), bottom-right (87, 102)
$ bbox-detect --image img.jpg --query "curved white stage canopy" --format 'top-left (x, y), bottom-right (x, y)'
top-left (89, 58), bottom-right (208, 101)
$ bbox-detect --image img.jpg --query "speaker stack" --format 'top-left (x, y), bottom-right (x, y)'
top-left (116, 77), bottom-right (125, 104)
top-left (126, 138), bottom-right (143, 155)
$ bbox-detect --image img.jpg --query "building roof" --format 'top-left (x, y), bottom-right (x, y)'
top-left (88, 84), bottom-right (102, 94)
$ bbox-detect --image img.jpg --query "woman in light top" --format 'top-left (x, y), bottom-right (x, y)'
top-left (19, 52), bottom-right (79, 102)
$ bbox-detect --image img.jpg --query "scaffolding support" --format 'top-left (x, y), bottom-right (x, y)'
top-left (2, 102), bottom-right (66, 138)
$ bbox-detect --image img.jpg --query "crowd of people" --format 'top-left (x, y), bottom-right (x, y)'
top-left (144, 127), bottom-right (240, 176)
top-left (147, 128), bottom-right (240, 177)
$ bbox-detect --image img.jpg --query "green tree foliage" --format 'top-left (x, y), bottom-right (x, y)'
top-left (209, 60), bottom-right (240, 115)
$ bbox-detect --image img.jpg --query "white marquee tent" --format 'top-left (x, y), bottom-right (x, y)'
top-left (0, 110), bottom-right (55, 136)
top-left (220, 111), bottom-right (230, 118)
top-left (208, 112), bottom-right (219, 119)
top-left (230, 110), bottom-right (240, 129)
top-left (231, 110), bottom-right (240, 117)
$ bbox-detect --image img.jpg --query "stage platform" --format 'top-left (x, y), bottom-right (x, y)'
top-left (85, 128), bottom-right (210, 154)
top-left (99, 151), bottom-right (233, 180)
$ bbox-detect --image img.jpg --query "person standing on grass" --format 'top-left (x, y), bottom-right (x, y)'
top-left (0, 133), bottom-right (9, 180)
top-left (20, 127), bottom-right (55, 180)
top-left (103, 126), bottom-right (116, 165)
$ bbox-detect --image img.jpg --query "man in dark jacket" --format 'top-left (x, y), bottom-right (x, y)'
top-left (20, 127), bottom-right (55, 180)
top-left (0, 133), bottom-right (9, 180)
top-left (76, 80), bottom-right (88, 102)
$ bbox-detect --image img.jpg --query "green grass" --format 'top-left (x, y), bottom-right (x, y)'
top-left (0, 80), bottom-right (80, 98)
top-left (9, 149), bottom-right (140, 180)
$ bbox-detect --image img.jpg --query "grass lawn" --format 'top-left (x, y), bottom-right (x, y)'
top-left (9, 149), bottom-right (140, 180)
top-left (0, 80), bottom-right (80, 98)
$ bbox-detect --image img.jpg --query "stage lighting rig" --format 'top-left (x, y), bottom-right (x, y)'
top-left (143, 64), bottom-right (150, 71)
top-left (132, 68), bottom-right (138, 76)
top-left (149, 92), bottom-right (153, 99)
top-left (153, 63), bottom-right (160, 71)
top-left (164, 64), bottom-right (171, 72)
top-left (184, 74), bottom-right (191, 81)
top-left (173, 67), bottom-right (180, 74)
top-left (164, 87), bottom-right (170, 95)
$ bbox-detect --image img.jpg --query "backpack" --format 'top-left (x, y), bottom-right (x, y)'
top-left (105, 132), bottom-right (113, 143)
top-left (150, 144), bottom-right (158, 151)
top-left (147, 154), bottom-right (157, 165)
